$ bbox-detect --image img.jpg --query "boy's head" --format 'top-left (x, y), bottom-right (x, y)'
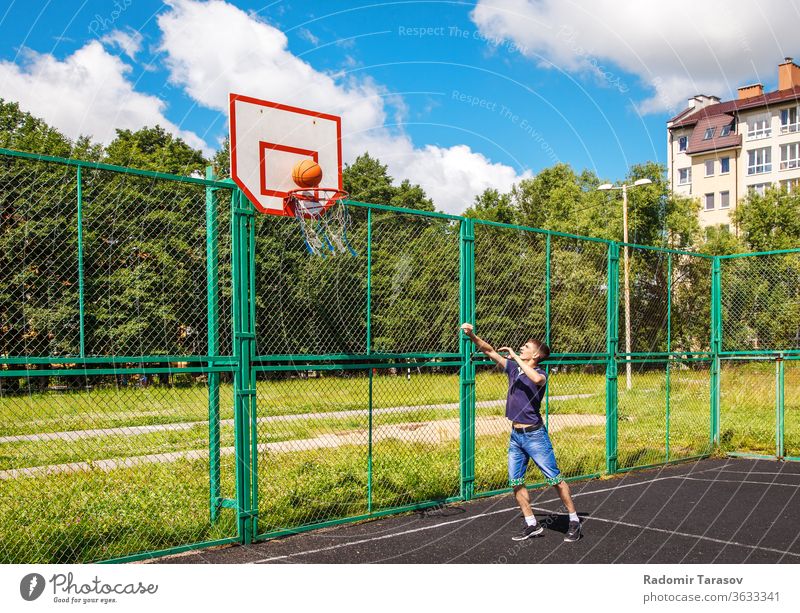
top-left (519, 338), bottom-right (550, 363)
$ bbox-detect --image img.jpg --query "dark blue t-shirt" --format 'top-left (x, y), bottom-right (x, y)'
top-left (504, 359), bottom-right (547, 426)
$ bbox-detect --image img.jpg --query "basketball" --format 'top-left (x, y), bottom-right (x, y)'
top-left (292, 159), bottom-right (323, 188)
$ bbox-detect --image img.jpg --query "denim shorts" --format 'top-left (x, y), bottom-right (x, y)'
top-left (508, 427), bottom-right (563, 487)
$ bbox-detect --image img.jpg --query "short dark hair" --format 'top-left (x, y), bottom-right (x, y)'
top-left (528, 338), bottom-right (550, 362)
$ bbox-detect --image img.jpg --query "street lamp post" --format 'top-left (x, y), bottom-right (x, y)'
top-left (598, 178), bottom-right (652, 391)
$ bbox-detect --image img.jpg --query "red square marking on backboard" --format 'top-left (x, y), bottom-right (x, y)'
top-left (258, 141), bottom-right (319, 199)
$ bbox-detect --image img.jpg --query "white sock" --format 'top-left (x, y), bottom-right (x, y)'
top-left (569, 512), bottom-right (579, 523)
top-left (525, 515), bottom-right (537, 526)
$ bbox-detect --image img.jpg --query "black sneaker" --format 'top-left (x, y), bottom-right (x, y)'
top-left (512, 522), bottom-right (544, 541)
top-left (564, 520), bottom-right (582, 542)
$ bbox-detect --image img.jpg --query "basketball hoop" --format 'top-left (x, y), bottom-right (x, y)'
top-left (284, 188), bottom-right (356, 257)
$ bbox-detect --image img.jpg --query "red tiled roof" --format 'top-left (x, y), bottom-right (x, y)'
top-left (685, 114), bottom-right (741, 155)
top-left (669, 85), bottom-right (800, 127)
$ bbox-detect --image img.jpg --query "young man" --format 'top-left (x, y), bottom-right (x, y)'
top-left (461, 323), bottom-right (581, 542)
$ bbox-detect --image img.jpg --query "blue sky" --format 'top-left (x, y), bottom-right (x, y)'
top-left (1, 0), bottom-right (797, 212)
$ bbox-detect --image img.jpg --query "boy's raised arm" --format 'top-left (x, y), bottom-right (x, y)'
top-left (460, 323), bottom-right (507, 369)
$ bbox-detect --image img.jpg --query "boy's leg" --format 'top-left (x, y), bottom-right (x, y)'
top-left (513, 484), bottom-right (533, 516)
top-left (508, 432), bottom-right (530, 515)
top-left (524, 428), bottom-right (582, 537)
top-left (508, 432), bottom-right (544, 540)
top-left (553, 480), bottom-right (577, 515)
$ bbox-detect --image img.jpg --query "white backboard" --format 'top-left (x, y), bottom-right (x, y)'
top-left (229, 93), bottom-right (342, 215)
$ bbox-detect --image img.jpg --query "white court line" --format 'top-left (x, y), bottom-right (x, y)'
top-left (709, 470), bottom-right (800, 476)
top-left (528, 505), bottom-right (800, 560)
top-left (251, 505), bottom-right (520, 563)
top-left (249, 465), bottom-right (729, 564)
top-left (677, 476), bottom-right (800, 488)
top-left (531, 464), bottom-right (728, 506)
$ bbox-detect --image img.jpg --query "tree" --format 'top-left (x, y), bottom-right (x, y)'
top-left (103, 126), bottom-right (207, 175)
top-left (342, 153), bottom-right (394, 204)
top-left (733, 186), bottom-right (800, 251)
top-left (464, 188), bottom-right (516, 224)
top-left (0, 99), bottom-right (74, 157)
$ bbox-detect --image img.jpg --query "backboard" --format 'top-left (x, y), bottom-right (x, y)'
top-left (229, 93), bottom-right (343, 216)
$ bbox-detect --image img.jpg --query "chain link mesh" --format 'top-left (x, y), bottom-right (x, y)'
top-left (721, 253), bottom-right (800, 352)
top-left (617, 360), bottom-right (712, 469)
top-left (0, 157), bottom-right (79, 357)
top-left (3, 151), bottom-right (799, 563)
top-left (81, 169), bottom-right (210, 357)
top-left (255, 209), bottom-right (368, 356)
top-left (1, 154), bottom-right (236, 563)
top-left (254, 367), bottom-right (461, 534)
top-left (370, 213), bottom-right (460, 354)
top-left (474, 224), bottom-right (547, 346)
top-left (550, 237), bottom-right (608, 355)
top-left (719, 359), bottom-right (777, 455)
top-left (0, 375), bottom-right (237, 563)
top-left (671, 255), bottom-right (712, 354)
top-left (786, 360), bottom-right (799, 458)
top-left (624, 247), bottom-right (670, 354)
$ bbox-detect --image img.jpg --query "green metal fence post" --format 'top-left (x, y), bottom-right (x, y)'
top-left (665, 254), bottom-right (672, 462)
top-left (206, 167), bottom-right (222, 523)
top-left (247, 197), bottom-right (258, 538)
top-left (605, 242), bottom-right (620, 474)
top-left (76, 165), bottom-right (86, 357)
top-left (366, 208), bottom-right (374, 513)
top-left (777, 356), bottom-right (785, 459)
top-left (459, 218), bottom-right (476, 500)
top-left (231, 189), bottom-right (256, 544)
top-left (545, 233), bottom-right (551, 429)
top-left (710, 257), bottom-right (722, 447)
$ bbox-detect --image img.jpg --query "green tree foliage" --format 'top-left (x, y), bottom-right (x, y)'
top-left (699, 225), bottom-right (744, 257)
top-left (0, 102), bottom-right (90, 361)
top-left (465, 188), bottom-right (515, 224)
top-left (732, 186), bottom-right (800, 251)
top-left (342, 153), bottom-right (395, 204)
top-left (103, 126), bottom-right (207, 175)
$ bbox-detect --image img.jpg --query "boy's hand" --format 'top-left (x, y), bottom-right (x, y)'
top-left (498, 346), bottom-right (518, 360)
top-left (460, 322), bottom-right (474, 335)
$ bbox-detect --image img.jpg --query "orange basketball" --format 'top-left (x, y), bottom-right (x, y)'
top-left (291, 159), bottom-right (323, 188)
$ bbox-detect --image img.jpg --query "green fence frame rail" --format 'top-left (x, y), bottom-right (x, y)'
top-left (0, 147), bottom-right (797, 565)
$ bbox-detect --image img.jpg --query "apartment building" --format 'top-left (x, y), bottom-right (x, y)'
top-left (667, 58), bottom-right (800, 228)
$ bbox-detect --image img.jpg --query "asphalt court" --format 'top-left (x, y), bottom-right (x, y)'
top-left (150, 457), bottom-right (800, 564)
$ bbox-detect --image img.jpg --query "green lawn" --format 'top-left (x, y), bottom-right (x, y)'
top-left (1, 361), bottom-right (797, 563)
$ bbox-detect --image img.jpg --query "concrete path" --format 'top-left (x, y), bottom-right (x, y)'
top-left (0, 394), bottom-right (597, 444)
top-left (0, 412), bottom-right (605, 480)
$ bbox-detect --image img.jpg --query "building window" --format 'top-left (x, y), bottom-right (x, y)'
top-left (720, 157), bottom-right (730, 174)
top-left (704, 160), bottom-right (714, 176)
top-left (779, 142), bottom-right (800, 170)
top-left (703, 127), bottom-right (715, 140)
top-left (780, 106), bottom-right (800, 133)
top-left (720, 124), bottom-right (732, 137)
top-left (747, 147), bottom-right (772, 175)
top-left (704, 193), bottom-right (715, 210)
top-left (748, 182), bottom-right (771, 196)
top-left (720, 191), bottom-right (730, 209)
top-left (678, 136), bottom-right (688, 151)
top-left (678, 167), bottom-right (691, 185)
top-left (780, 178), bottom-right (800, 192)
top-left (747, 114), bottom-right (771, 140)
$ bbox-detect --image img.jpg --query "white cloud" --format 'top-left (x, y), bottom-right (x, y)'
top-left (0, 41), bottom-right (206, 149)
top-left (471, 0), bottom-right (800, 115)
top-left (101, 28), bottom-right (144, 60)
top-left (157, 0), bottom-right (528, 213)
top-left (297, 28), bottom-right (320, 46)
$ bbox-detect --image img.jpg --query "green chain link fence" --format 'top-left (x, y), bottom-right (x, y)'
top-left (2, 147), bottom-right (799, 563)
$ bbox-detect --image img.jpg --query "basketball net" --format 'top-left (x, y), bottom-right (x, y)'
top-left (285, 188), bottom-right (356, 257)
